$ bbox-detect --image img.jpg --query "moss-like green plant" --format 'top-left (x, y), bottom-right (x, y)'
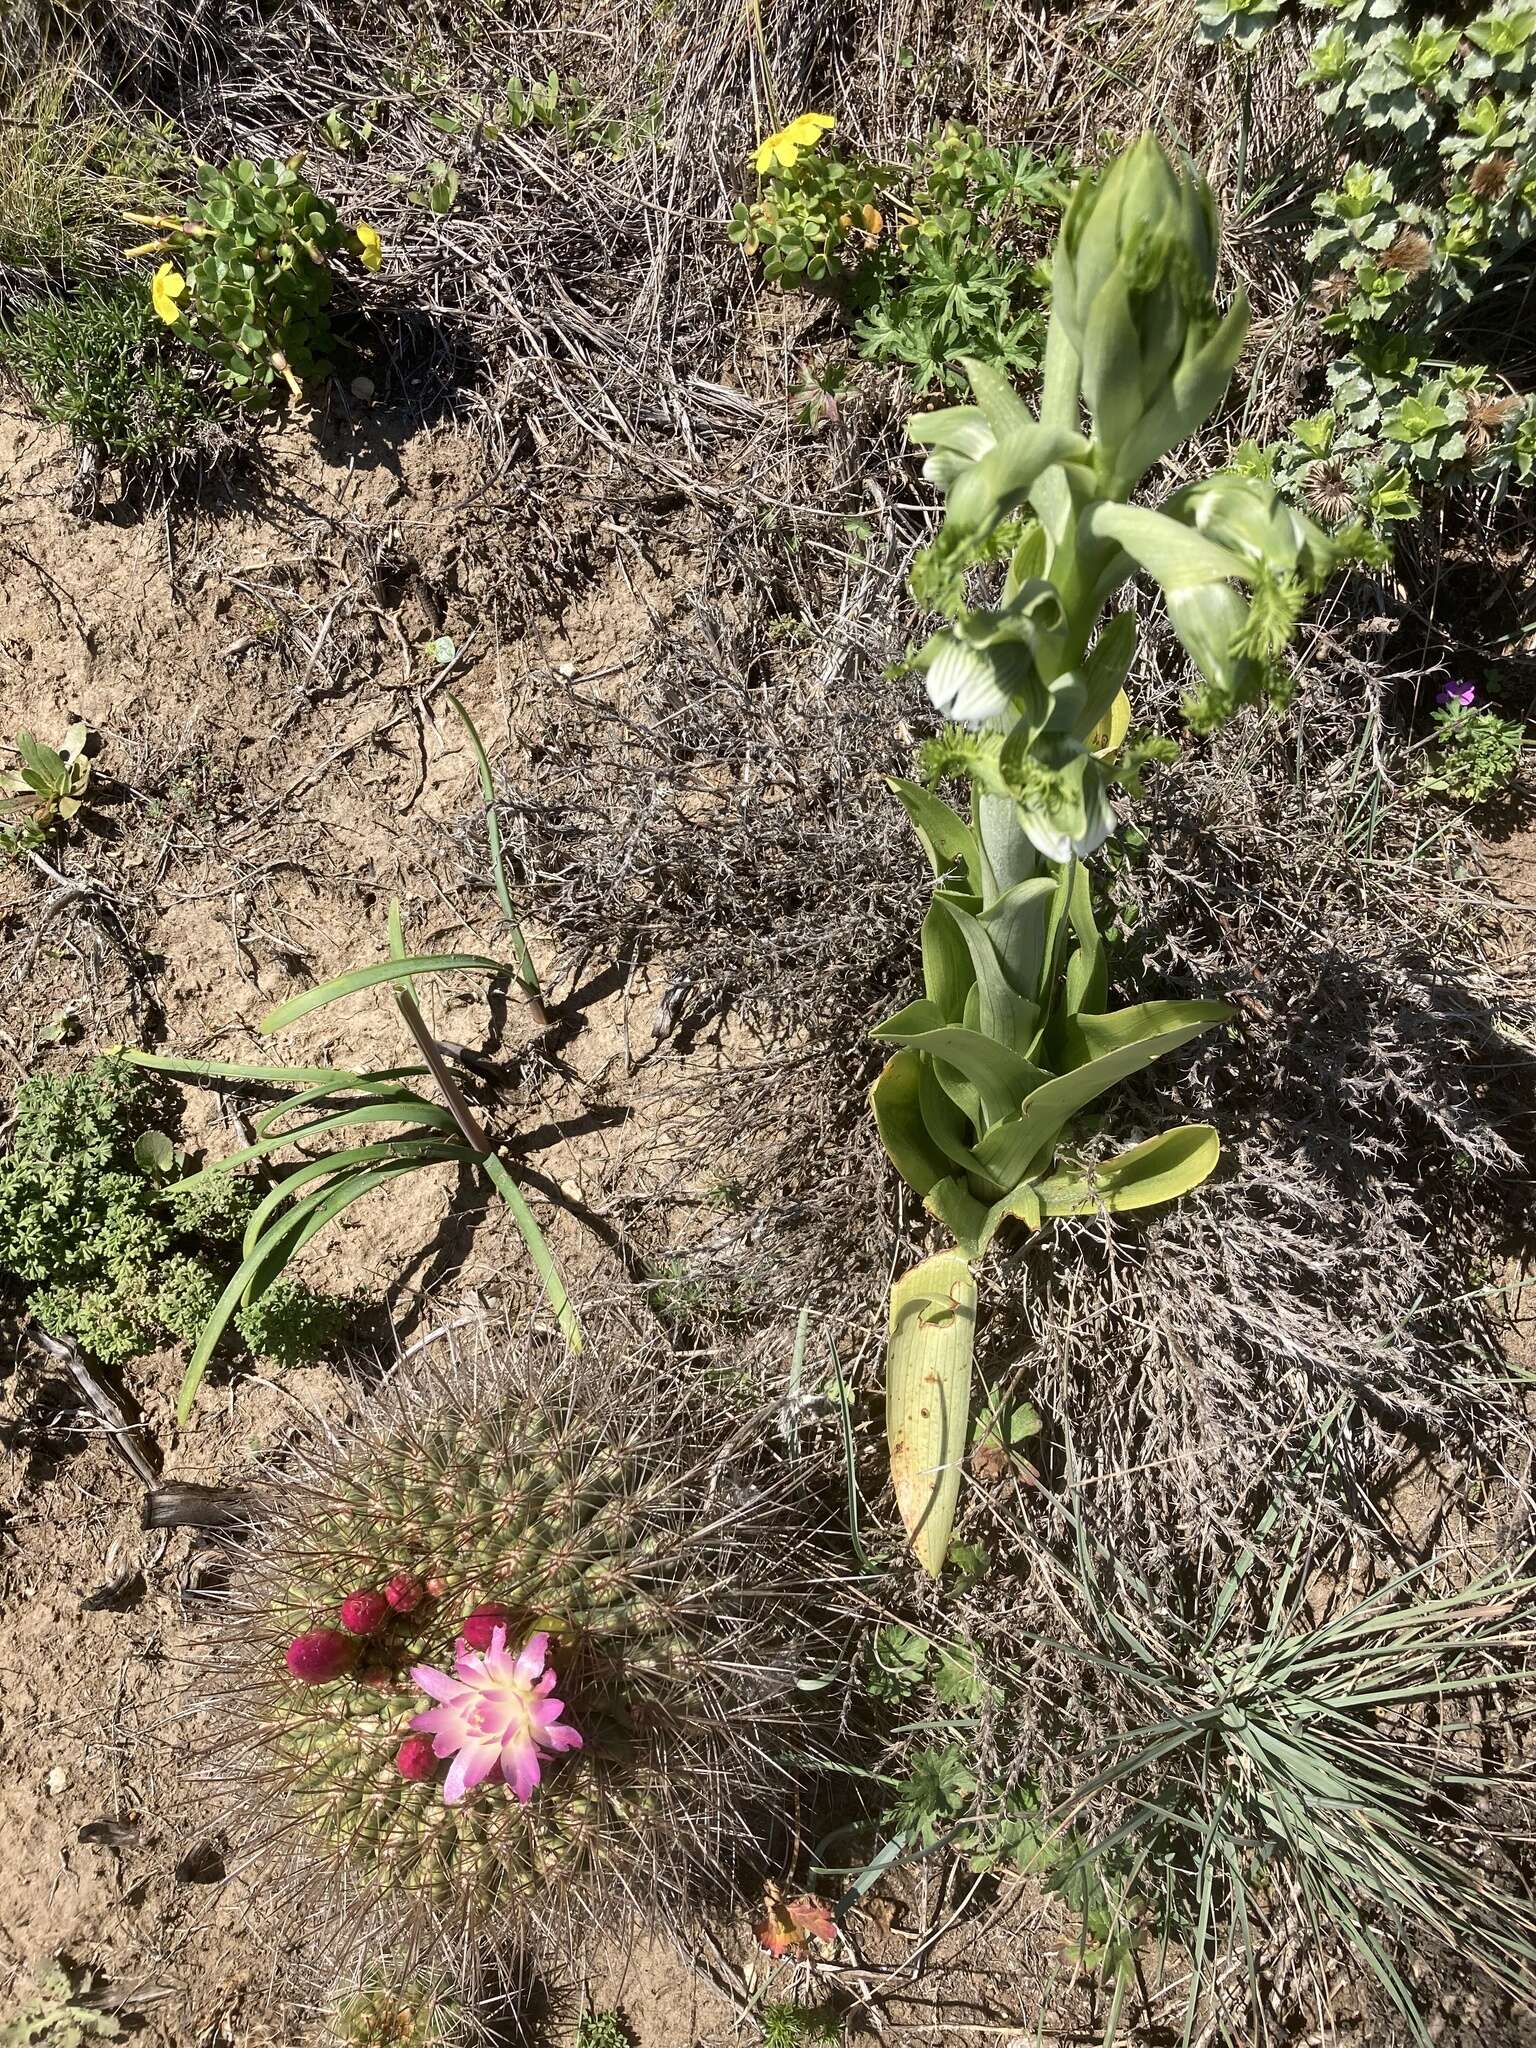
top-left (0, 286), bottom-right (218, 480)
top-left (203, 1363), bottom-right (856, 1961)
top-left (0, 1059), bottom-right (345, 1371)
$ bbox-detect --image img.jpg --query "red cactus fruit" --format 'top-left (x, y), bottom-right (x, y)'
top-left (384, 1572), bottom-right (426, 1615)
top-left (285, 1628), bottom-right (357, 1684)
top-left (395, 1734), bottom-right (438, 1782)
top-left (340, 1589), bottom-right (391, 1636)
top-left (425, 1575), bottom-right (448, 1597)
top-left (460, 1602), bottom-right (511, 1651)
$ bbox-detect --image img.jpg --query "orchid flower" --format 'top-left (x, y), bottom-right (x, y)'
top-left (409, 1627), bottom-right (582, 1805)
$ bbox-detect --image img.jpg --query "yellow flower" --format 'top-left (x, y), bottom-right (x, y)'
top-left (752, 112), bottom-right (835, 175)
top-left (151, 263), bottom-right (188, 326)
top-left (354, 221), bottom-right (383, 273)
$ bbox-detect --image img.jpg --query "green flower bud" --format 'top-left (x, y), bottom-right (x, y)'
top-left (1052, 136), bottom-right (1247, 492)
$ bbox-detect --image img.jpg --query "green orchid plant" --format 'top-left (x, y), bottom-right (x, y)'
top-left (879, 136), bottom-right (1341, 1573)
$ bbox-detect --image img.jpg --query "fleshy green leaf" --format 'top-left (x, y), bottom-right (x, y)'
top-left (887, 1250), bottom-right (977, 1576)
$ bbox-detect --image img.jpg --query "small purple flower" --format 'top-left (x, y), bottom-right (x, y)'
top-left (1437, 680), bottom-right (1477, 710)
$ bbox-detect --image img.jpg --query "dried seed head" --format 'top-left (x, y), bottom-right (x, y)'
top-left (1469, 154), bottom-right (1513, 201)
top-left (1462, 390), bottom-right (1521, 456)
top-left (1302, 458), bottom-right (1360, 527)
top-left (1380, 228), bottom-right (1432, 277)
top-left (1312, 269), bottom-right (1355, 312)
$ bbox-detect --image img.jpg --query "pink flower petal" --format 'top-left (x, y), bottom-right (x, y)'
top-left (443, 1739), bottom-right (501, 1805)
top-left (501, 1732), bottom-right (542, 1803)
top-left (410, 1662), bottom-right (463, 1703)
top-left (543, 1722), bottom-right (584, 1754)
top-left (514, 1632), bottom-right (550, 1684)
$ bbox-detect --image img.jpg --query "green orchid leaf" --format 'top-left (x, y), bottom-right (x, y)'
top-left (1057, 997), bottom-right (1231, 1069)
top-left (935, 896), bottom-right (1040, 1053)
top-left (978, 876), bottom-right (1059, 1006)
top-left (888, 777), bottom-right (981, 889)
top-left (1088, 501), bottom-right (1253, 591)
top-left (1035, 1122), bottom-right (1221, 1216)
top-left (871, 1049), bottom-right (951, 1200)
top-left (875, 1022), bottom-right (1044, 1127)
top-left (887, 1250), bottom-right (977, 1576)
top-left (972, 1000), bottom-right (1227, 1188)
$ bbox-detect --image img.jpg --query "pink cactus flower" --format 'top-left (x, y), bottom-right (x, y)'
top-left (409, 1628), bottom-right (582, 1806)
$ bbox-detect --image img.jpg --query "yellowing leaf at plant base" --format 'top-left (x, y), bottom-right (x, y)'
top-left (887, 1249), bottom-right (977, 1575)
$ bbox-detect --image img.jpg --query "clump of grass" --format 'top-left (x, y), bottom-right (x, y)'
top-left (0, 61), bottom-right (173, 275)
top-left (0, 281), bottom-right (225, 485)
top-left (1007, 1468), bottom-right (1536, 2041)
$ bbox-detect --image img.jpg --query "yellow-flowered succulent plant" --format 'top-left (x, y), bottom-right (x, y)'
top-left (125, 156), bottom-right (381, 404)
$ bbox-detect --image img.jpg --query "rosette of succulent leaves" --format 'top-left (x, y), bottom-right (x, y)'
top-left (1202, 0), bottom-right (1536, 516)
top-left (873, 137), bottom-right (1345, 1571)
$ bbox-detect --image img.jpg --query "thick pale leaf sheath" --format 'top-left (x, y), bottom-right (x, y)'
top-left (887, 1251), bottom-right (978, 1577)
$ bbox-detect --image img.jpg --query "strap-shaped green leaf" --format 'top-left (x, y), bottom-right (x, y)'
top-left (174, 1155), bottom-right (434, 1424)
top-left (979, 877), bottom-right (1058, 1007)
top-left (870, 1050), bottom-right (951, 1200)
top-left (1088, 502), bottom-right (1252, 593)
top-left (239, 1137), bottom-right (468, 1257)
top-left (166, 1098), bottom-right (461, 1189)
top-left (887, 1250), bottom-right (977, 1576)
top-left (935, 896), bottom-right (1039, 1055)
top-left (1035, 1123), bottom-right (1221, 1216)
top-left (888, 777), bottom-right (980, 890)
top-left (261, 952), bottom-right (506, 1033)
top-left (976, 791), bottom-right (1040, 904)
top-left (876, 1021), bottom-right (1043, 1128)
top-left (481, 1153), bottom-right (584, 1353)
top-left (920, 899), bottom-right (977, 1020)
top-left (917, 1058), bottom-right (994, 1183)
top-left (1057, 997), bottom-right (1231, 1069)
top-left (1063, 861), bottom-right (1109, 1018)
top-left (972, 1001), bottom-right (1227, 1189)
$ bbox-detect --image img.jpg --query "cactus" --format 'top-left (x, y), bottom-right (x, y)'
top-left (331, 1970), bottom-right (465, 2046)
top-left (202, 1353), bottom-right (859, 1964)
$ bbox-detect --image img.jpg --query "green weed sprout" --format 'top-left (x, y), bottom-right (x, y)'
top-left (0, 1960), bottom-right (120, 2046)
top-left (1, 722), bottom-right (91, 854)
top-left (124, 155), bottom-right (380, 403)
top-left (125, 902), bottom-right (579, 1423)
top-left (876, 136), bottom-right (1344, 1571)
